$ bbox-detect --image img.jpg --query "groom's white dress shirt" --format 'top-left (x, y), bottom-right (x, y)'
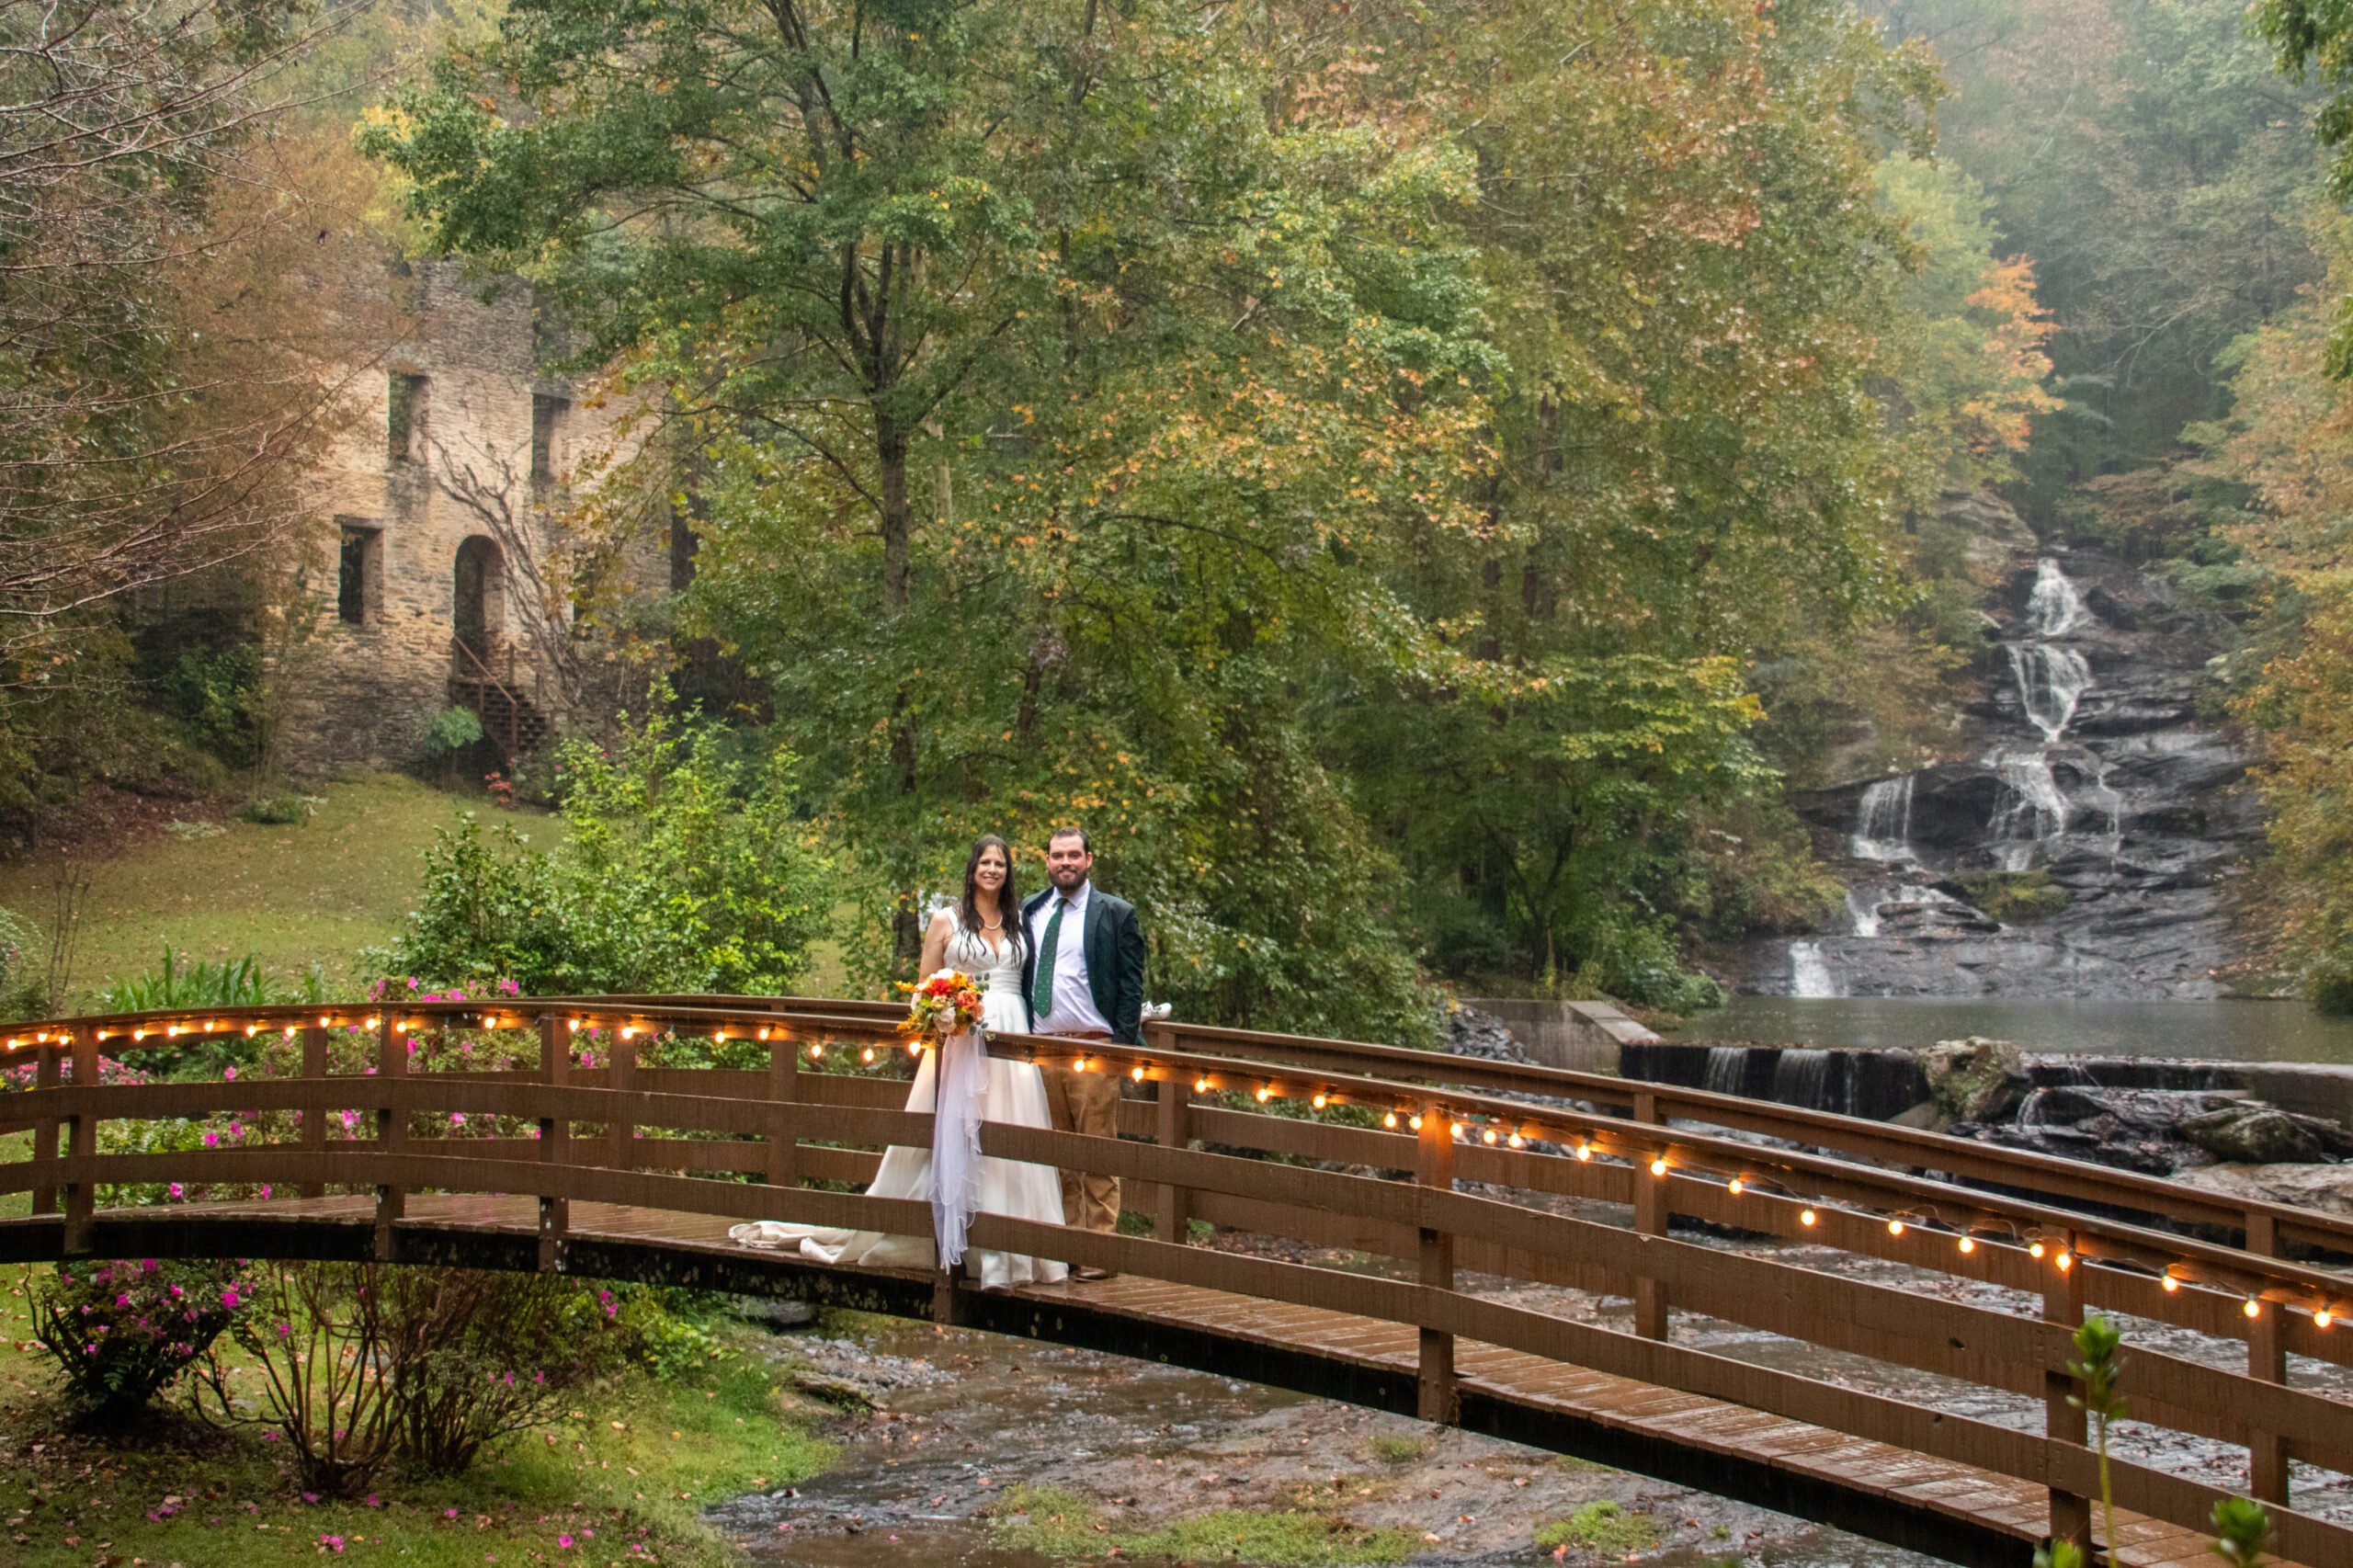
top-left (1029, 881), bottom-right (1113, 1036)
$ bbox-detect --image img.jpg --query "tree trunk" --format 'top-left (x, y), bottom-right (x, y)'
top-left (878, 415), bottom-right (924, 975)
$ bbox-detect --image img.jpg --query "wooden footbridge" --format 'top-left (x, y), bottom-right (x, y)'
top-left (3, 996), bottom-right (2350, 1567)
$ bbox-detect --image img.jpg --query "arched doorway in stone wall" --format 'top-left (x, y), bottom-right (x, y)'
top-left (452, 535), bottom-right (503, 665)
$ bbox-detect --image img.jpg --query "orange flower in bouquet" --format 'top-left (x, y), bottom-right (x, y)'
top-left (898, 969), bottom-right (986, 1046)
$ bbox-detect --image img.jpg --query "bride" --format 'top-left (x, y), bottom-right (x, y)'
top-left (729, 835), bottom-right (1068, 1288)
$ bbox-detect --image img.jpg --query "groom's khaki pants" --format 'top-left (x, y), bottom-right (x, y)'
top-left (1041, 1045), bottom-right (1121, 1233)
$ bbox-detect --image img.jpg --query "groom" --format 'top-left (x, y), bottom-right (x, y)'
top-left (1023, 824), bottom-right (1146, 1278)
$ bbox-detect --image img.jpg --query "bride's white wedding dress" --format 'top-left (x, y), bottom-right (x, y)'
top-left (728, 925), bottom-right (1068, 1289)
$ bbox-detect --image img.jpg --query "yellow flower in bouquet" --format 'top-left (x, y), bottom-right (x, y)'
top-left (898, 969), bottom-right (985, 1045)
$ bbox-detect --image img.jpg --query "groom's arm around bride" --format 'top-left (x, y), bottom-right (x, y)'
top-left (1022, 825), bottom-right (1147, 1268)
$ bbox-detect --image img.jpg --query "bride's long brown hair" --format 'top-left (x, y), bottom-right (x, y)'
top-left (959, 835), bottom-right (1026, 960)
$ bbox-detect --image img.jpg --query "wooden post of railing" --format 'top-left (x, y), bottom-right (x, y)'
top-left (301, 1024), bottom-right (328, 1199)
top-left (1631, 1088), bottom-right (1669, 1341)
top-left (1415, 1099), bottom-right (1458, 1425)
top-left (2043, 1228), bottom-right (2091, 1551)
top-left (31, 1039), bottom-right (59, 1216)
top-left (607, 1029), bottom-right (637, 1173)
top-left (1155, 1074), bottom-right (1191, 1245)
top-left (538, 1014), bottom-right (570, 1272)
top-left (64, 1027), bottom-right (97, 1253)
top-left (2245, 1210), bottom-right (2290, 1506)
top-left (373, 1014), bottom-right (406, 1261)
top-left (766, 1031), bottom-right (799, 1191)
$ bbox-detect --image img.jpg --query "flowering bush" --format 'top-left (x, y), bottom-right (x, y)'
top-left (29, 1256), bottom-right (251, 1423)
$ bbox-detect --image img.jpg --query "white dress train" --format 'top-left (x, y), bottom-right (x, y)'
top-left (728, 926), bottom-right (1068, 1289)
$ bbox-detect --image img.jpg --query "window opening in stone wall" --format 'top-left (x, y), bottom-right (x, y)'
top-left (530, 392), bottom-right (569, 483)
top-left (388, 371), bottom-right (429, 463)
top-left (453, 535), bottom-right (501, 665)
top-left (336, 519), bottom-right (380, 625)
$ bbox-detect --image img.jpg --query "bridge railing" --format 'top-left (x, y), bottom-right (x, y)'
top-left (0, 996), bottom-right (2349, 1564)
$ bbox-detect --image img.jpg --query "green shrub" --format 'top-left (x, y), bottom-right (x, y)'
top-left (159, 644), bottom-right (266, 768)
top-left (1952, 869), bottom-right (2070, 925)
top-left (98, 946), bottom-right (327, 1076)
top-left (239, 788), bottom-right (317, 825)
top-left (418, 704), bottom-right (487, 756)
top-left (1533, 1502), bottom-right (1662, 1557)
top-left (30, 1257), bottom-right (252, 1424)
top-left (0, 904), bottom-right (49, 1019)
top-left (370, 703), bottom-right (830, 994)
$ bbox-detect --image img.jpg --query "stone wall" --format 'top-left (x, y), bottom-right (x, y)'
top-left (273, 262), bottom-right (652, 776)
top-left (1460, 997), bottom-right (1659, 1073)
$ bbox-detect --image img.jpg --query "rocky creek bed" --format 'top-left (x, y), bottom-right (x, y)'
top-left (717, 1309), bottom-right (1944, 1568)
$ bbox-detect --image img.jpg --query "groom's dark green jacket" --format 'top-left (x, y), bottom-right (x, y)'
top-left (1019, 884), bottom-right (1147, 1044)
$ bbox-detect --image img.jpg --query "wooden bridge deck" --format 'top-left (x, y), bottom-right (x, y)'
top-left (4, 1190), bottom-right (2238, 1568)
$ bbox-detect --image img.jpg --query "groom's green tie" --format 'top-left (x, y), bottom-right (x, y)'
top-left (1031, 898), bottom-right (1067, 1017)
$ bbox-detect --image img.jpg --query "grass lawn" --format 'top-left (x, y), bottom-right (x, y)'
top-left (0, 1253), bottom-right (834, 1568)
top-left (0, 775), bottom-right (522, 1007)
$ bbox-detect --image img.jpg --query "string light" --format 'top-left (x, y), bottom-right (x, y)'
top-left (283, 1025), bottom-right (297, 1038)
top-left (2316, 1310), bottom-right (2334, 1330)
top-left (756, 1026), bottom-right (769, 1040)
top-left (165, 1025), bottom-right (179, 1038)
top-left (2162, 1274), bottom-right (2180, 1294)
top-left (364, 1016), bottom-right (381, 1029)
top-left (245, 1023), bottom-right (259, 1038)
top-left (1888, 1220), bottom-right (1906, 1237)
top-left (1450, 1121), bottom-right (1466, 1139)
top-left (131, 1028), bottom-right (145, 1041)
top-left (1409, 1114), bottom-right (1424, 1131)
top-left (1311, 1093), bottom-right (1327, 1109)
top-left (1575, 1142), bottom-right (1592, 1161)
top-left (1726, 1178), bottom-right (1744, 1196)
top-left (320, 1014), bottom-right (332, 1028)
top-left (861, 1046), bottom-right (876, 1063)
top-left (1800, 1208), bottom-right (1818, 1227)
top-left (1507, 1132), bottom-right (1525, 1150)
top-left (1195, 1075), bottom-right (1212, 1094)
top-left (1958, 1236), bottom-right (1976, 1256)
top-left (2029, 1241), bottom-right (2047, 1260)
top-left (1382, 1111), bottom-right (1398, 1129)
top-left (1649, 1157), bottom-right (1668, 1177)
top-left (1132, 1064), bottom-right (1147, 1083)
top-left (1074, 1055), bottom-right (1091, 1074)
top-left (1481, 1128), bottom-right (1498, 1145)
top-left (2056, 1251), bottom-right (2074, 1273)
top-left (808, 1042), bottom-right (824, 1060)
top-left (2245, 1298), bottom-right (2262, 1320)
top-left (620, 1026), bottom-right (638, 1040)
top-left (572, 1019), bottom-right (585, 1033)
top-left (1256, 1085), bottom-right (1274, 1104)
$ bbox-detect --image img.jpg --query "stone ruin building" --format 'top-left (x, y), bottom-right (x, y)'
top-left (273, 262), bottom-right (665, 777)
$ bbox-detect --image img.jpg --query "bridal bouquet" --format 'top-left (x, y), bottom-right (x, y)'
top-left (899, 969), bottom-right (986, 1045)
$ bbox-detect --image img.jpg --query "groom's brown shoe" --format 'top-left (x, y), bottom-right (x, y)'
top-left (1070, 1265), bottom-right (1116, 1282)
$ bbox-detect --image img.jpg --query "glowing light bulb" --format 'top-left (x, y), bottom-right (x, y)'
top-left (1256, 1085), bottom-right (1274, 1104)
top-left (1481, 1128), bottom-right (1498, 1145)
top-left (1575, 1142), bottom-right (1592, 1162)
top-left (1311, 1093), bottom-right (1327, 1109)
top-left (1383, 1111), bottom-right (1398, 1129)
top-left (2056, 1252), bottom-right (2074, 1273)
top-left (808, 1043), bottom-right (824, 1060)
top-left (131, 1028), bottom-right (145, 1041)
top-left (2029, 1242), bottom-right (2046, 1260)
top-left (1507, 1133), bottom-right (1525, 1150)
top-left (2162, 1275), bottom-right (2180, 1294)
top-left (1409, 1114), bottom-right (1424, 1131)
top-left (1649, 1158), bottom-right (1668, 1177)
top-left (1800, 1208), bottom-right (1818, 1227)
top-left (283, 1025), bottom-right (297, 1038)
top-left (570, 1018), bottom-right (584, 1033)
top-left (861, 1046), bottom-right (876, 1063)
top-left (320, 1014), bottom-right (332, 1027)
top-left (620, 1026), bottom-right (637, 1040)
top-left (1074, 1055), bottom-right (1090, 1074)
top-left (245, 1023), bottom-right (259, 1038)
top-left (1958, 1236), bottom-right (1976, 1256)
top-left (1888, 1220), bottom-right (1906, 1237)
top-left (1727, 1179), bottom-right (1744, 1196)
top-left (756, 1026), bottom-right (769, 1040)
top-left (1132, 1065), bottom-right (1147, 1083)
top-left (2317, 1310), bottom-right (2335, 1330)
top-left (2245, 1298), bottom-right (2263, 1320)
top-left (1195, 1076), bottom-right (1211, 1094)
top-left (1450, 1121), bottom-right (1466, 1139)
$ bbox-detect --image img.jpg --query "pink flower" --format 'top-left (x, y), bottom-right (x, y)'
top-left (222, 1288), bottom-right (242, 1309)
top-left (203, 1131), bottom-right (220, 1147)
top-left (557, 1535), bottom-right (574, 1550)
top-left (168, 1183), bottom-right (184, 1199)
top-left (223, 1066), bottom-right (237, 1081)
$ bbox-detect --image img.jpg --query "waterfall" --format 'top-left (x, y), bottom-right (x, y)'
top-left (1846, 889), bottom-right (1881, 938)
top-left (1700, 1046), bottom-right (1749, 1097)
top-left (2026, 555), bottom-right (2092, 637)
top-left (1789, 939), bottom-right (1839, 998)
top-left (1987, 557), bottom-right (2097, 868)
top-left (1772, 1048), bottom-right (1834, 1111)
top-left (1850, 774), bottom-right (1916, 861)
top-left (2006, 643), bottom-right (2094, 744)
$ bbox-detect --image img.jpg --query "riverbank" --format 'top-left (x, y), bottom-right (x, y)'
top-left (0, 1275), bottom-right (835, 1568)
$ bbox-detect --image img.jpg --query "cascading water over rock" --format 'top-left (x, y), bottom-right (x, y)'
top-left (1760, 506), bottom-right (2254, 1000)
